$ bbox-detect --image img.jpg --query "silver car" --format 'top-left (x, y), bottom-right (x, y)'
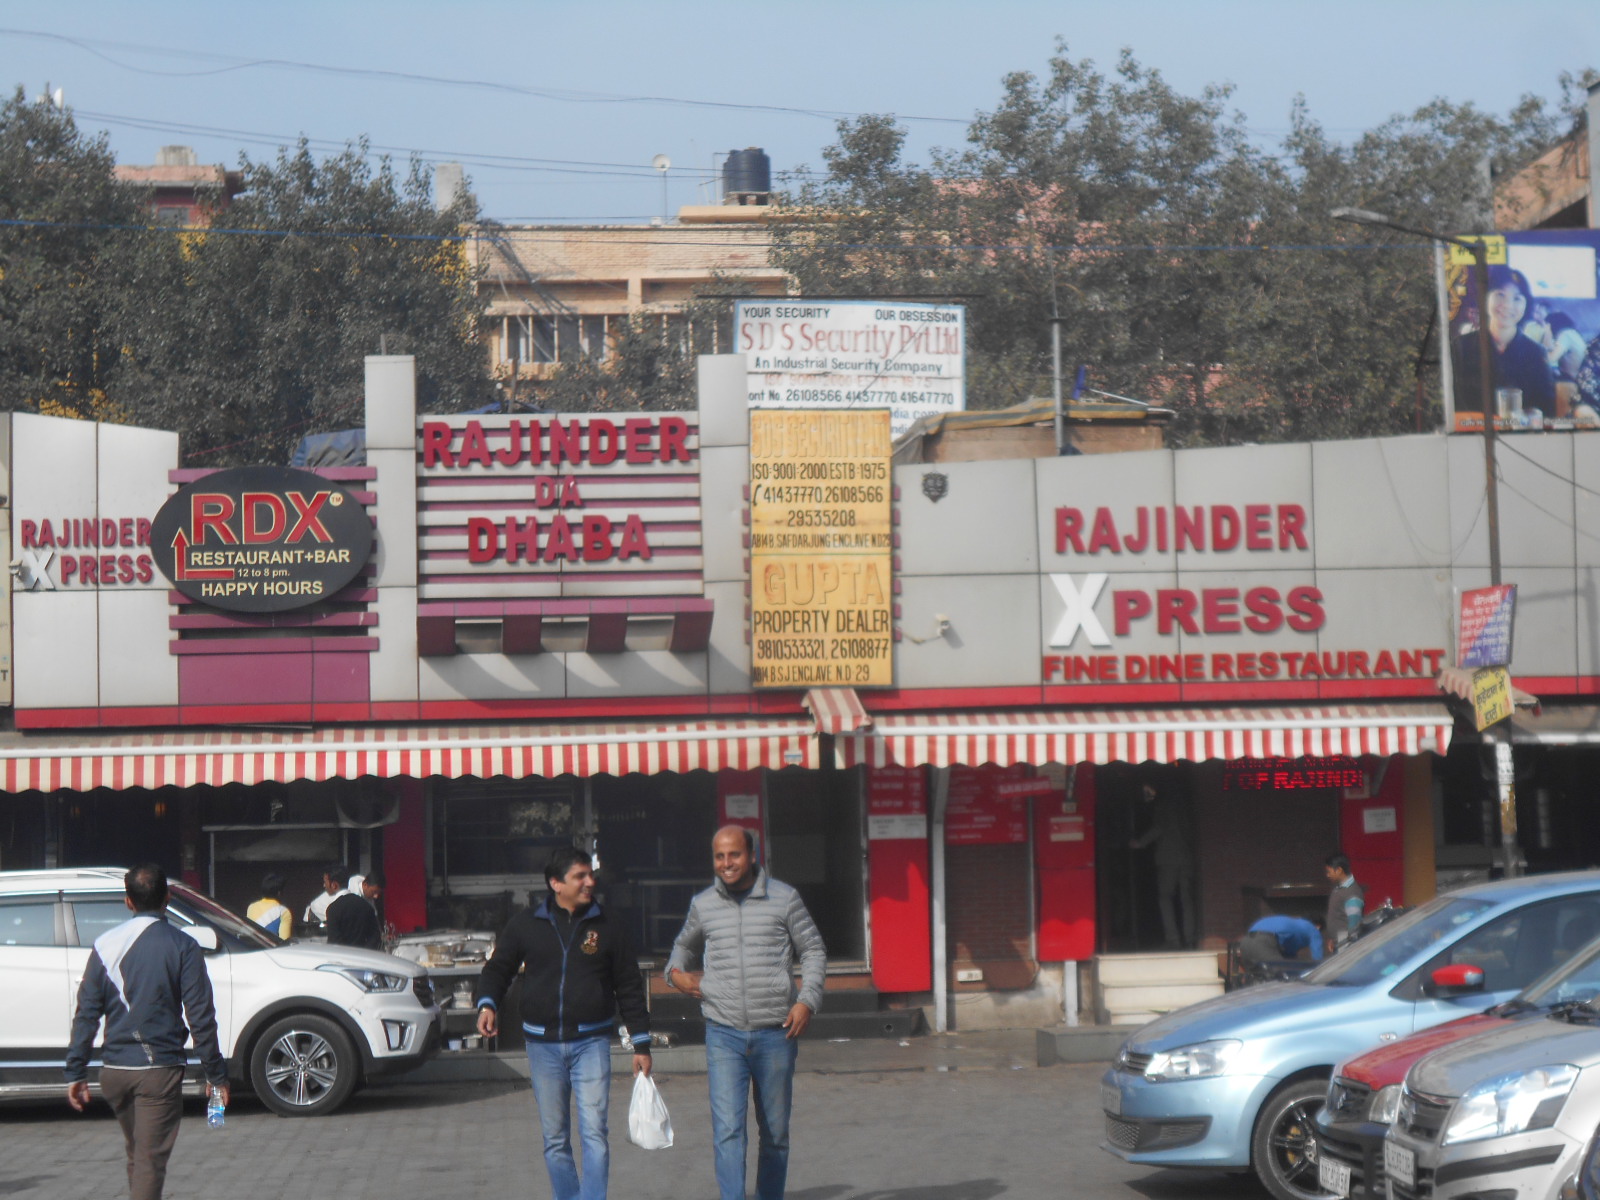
top-left (1384, 1008), bottom-right (1600, 1200)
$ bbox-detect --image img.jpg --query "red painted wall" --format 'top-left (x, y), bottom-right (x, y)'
top-left (1036, 767), bottom-right (1097, 961)
top-left (866, 766), bottom-right (931, 991)
top-left (1340, 756), bottom-right (1406, 916)
top-left (382, 779), bottom-right (428, 934)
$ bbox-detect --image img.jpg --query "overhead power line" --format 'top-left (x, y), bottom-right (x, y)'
top-left (75, 109), bottom-right (721, 180)
top-left (0, 216), bottom-right (1437, 255)
top-left (6, 27), bottom-right (968, 125)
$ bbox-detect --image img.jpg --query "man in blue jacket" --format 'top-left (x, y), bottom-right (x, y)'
top-left (65, 864), bottom-right (228, 1200)
top-left (475, 847), bottom-right (651, 1200)
top-left (667, 826), bottom-right (827, 1200)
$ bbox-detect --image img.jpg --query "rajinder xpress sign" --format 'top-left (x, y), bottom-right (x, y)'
top-left (150, 466), bottom-right (372, 612)
top-left (736, 299), bottom-right (965, 437)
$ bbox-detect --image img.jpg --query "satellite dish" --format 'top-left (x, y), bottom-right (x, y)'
top-left (652, 154), bottom-right (671, 172)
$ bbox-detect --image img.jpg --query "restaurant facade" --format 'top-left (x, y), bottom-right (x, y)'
top-left (2, 354), bottom-right (1597, 1029)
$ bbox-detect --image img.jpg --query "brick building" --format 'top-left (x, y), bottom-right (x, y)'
top-left (113, 145), bottom-right (244, 226)
top-left (475, 202), bottom-right (788, 384)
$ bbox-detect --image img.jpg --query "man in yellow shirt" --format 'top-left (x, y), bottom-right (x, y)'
top-left (246, 872), bottom-right (293, 940)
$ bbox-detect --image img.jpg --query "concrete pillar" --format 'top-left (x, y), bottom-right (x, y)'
top-left (363, 356), bottom-right (420, 707)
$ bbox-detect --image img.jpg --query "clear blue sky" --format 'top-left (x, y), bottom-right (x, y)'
top-left (2, 2), bottom-right (1594, 223)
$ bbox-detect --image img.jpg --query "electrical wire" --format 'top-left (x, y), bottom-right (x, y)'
top-left (1495, 476), bottom-right (1600, 545)
top-left (6, 28), bottom-right (968, 125)
top-left (0, 217), bottom-right (1439, 256)
top-left (76, 109), bottom-right (721, 180)
top-left (1495, 437), bottom-right (1600, 502)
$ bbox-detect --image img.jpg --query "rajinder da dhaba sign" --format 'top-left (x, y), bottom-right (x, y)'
top-left (1041, 499), bottom-right (1446, 687)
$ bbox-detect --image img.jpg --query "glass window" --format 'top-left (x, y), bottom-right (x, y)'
top-left (433, 777), bottom-right (577, 876)
top-left (557, 317), bottom-right (581, 364)
top-left (0, 898), bottom-right (56, 947)
top-left (1525, 908), bottom-right (1600, 1005)
top-left (532, 317), bottom-right (556, 364)
top-left (1444, 895), bottom-right (1600, 995)
top-left (70, 897), bottom-right (136, 946)
top-left (1302, 896), bottom-right (1498, 987)
top-left (580, 316), bottom-right (608, 361)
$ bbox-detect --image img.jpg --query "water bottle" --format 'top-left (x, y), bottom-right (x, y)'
top-left (206, 1090), bottom-right (225, 1129)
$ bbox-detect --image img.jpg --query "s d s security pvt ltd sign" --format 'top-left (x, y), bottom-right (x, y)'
top-left (150, 466), bottom-right (372, 612)
top-left (736, 299), bottom-right (965, 437)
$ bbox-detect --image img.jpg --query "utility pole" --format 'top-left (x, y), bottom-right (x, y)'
top-left (1331, 208), bottom-right (1517, 876)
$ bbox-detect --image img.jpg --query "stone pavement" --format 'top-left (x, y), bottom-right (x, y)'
top-left (0, 1044), bottom-right (1260, 1200)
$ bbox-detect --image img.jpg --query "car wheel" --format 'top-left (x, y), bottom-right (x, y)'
top-left (248, 1014), bottom-right (359, 1117)
top-left (1251, 1077), bottom-right (1333, 1200)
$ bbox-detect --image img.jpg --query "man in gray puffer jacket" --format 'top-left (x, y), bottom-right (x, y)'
top-left (667, 826), bottom-right (826, 1200)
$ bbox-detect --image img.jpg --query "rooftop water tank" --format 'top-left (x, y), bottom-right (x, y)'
top-left (722, 148), bottom-right (771, 203)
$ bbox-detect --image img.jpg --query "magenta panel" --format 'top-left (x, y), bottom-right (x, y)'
top-left (313, 652), bottom-right (371, 703)
top-left (179, 653), bottom-right (312, 706)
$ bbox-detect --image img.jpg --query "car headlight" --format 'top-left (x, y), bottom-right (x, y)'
top-left (1442, 1065), bottom-right (1578, 1145)
top-left (318, 964), bottom-right (408, 993)
top-left (1369, 1083), bottom-right (1403, 1125)
top-left (1144, 1040), bottom-right (1242, 1081)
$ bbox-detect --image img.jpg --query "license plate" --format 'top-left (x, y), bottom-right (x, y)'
top-left (1101, 1081), bottom-right (1122, 1116)
top-left (1318, 1156), bottom-right (1351, 1198)
top-left (1384, 1141), bottom-right (1415, 1189)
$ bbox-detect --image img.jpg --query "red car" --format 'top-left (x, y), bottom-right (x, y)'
top-left (1312, 935), bottom-right (1600, 1200)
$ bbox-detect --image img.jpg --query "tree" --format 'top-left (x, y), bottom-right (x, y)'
top-left (771, 44), bottom-right (1590, 446)
top-left (0, 89), bottom-right (154, 420)
top-left (119, 140), bottom-right (493, 464)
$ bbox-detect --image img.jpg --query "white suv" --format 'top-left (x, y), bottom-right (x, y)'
top-left (0, 868), bottom-right (441, 1116)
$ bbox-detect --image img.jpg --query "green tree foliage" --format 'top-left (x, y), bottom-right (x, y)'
top-left (771, 44), bottom-right (1591, 446)
top-left (0, 88), bottom-right (153, 420)
top-left (124, 139), bottom-right (492, 463)
top-left (0, 93), bottom-right (491, 462)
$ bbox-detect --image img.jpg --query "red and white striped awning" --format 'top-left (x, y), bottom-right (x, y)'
top-left (0, 719), bottom-right (819, 792)
top-left (803, 688), bottom-right (873, 735)
top-left (835, 704), bottom-right (1455, 769)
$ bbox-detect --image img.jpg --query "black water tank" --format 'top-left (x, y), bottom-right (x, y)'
top-left (723, 147), bottom-right (771, 198)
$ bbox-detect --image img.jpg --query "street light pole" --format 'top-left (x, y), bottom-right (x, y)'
top-left (1330, 208), bottom-right (1517, 875)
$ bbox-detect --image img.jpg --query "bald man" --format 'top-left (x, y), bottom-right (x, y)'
top-left (666, 826), bottom-right (826, 1200)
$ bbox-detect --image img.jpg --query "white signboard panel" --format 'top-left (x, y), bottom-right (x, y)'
top-left (736, 300), bottom-right (965, 437)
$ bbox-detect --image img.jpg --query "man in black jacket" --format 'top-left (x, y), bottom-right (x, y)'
top-left (476, 847), bottom-right (651, 1200)
top-left (325, 870), bottom-right (384, 950)
top-left (65, 864), bottom-right (228, 1200)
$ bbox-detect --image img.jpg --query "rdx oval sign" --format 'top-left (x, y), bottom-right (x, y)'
top-left (150, 466), bottom-right (372, 612)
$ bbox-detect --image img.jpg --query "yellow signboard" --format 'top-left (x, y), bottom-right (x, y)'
top-left (750, 410), bottom-right (893, 688)
top-left (1472, 666), bottom-right (1513, 731)
top-left (1445, 235), bottom-right (1508, 267)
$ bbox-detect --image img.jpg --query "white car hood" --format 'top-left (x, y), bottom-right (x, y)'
top-left (268, 941), bottom-right (423, 976)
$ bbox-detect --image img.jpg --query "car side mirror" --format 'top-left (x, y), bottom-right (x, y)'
top-left (181, 924), bottom-right (220, 953)
top-left (1426, 963), bottom-right (1484, 997)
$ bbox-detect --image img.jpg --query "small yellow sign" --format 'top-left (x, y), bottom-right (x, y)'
top-left (749, 410), bottom-right (893, 689)
top-left (1472, 666), bottom-right (1513, 731)
top-left (1446, 236), bottom-right (1508, 267)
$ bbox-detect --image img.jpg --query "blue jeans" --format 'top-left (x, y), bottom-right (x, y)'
top-left (705, 1022), bottom-right (798, 1200)
top-left (525, 1035), bottom-right (612, 1200)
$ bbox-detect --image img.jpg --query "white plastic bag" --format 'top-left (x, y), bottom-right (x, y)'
top-left (627, 1072), bottom-right (674, 1150)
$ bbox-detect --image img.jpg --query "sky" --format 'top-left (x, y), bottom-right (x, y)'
top-left (2, 2), bottom-right (1596, 225)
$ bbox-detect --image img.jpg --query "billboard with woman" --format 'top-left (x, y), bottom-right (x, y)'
top-left (1442, 231), bottom-right (1600, 432)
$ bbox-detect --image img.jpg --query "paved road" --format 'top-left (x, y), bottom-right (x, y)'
top-left (0, 1062), bottom-right (1265, 1199)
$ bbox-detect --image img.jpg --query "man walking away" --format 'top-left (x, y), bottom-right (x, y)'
top-left (247, 871), bottom-right (292, 939)
top-left (667, 826), bottom-right (827, 1200)
top-left (325, 871), bottom-right (384, 950)
top-left (65, 863), bottom-right (229, 1200)
top-left (475, 847), bottom-right (652, 1200)
top-left (1324, 853), bottom-right (1366, 954)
